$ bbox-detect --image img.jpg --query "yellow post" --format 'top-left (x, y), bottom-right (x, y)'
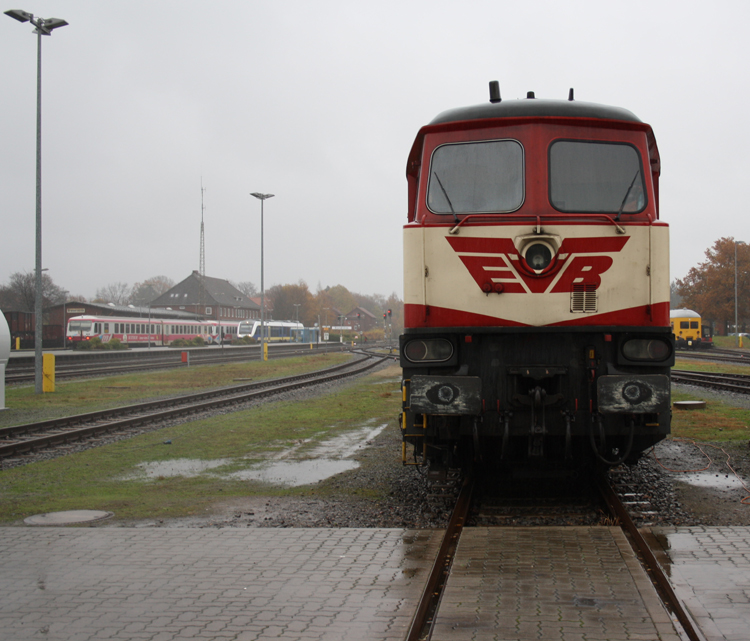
top-left (15, 337), bottom-right (20, 350)
top-left (741, 336), bottom-right (744, 348)
top-left (43, 353), bottom-right (55, 393)
top-left (263, 342), bottom-right (268, 361)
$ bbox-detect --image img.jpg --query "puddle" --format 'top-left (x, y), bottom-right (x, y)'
top-left (676, 472), bottom-right (745, 491)
top-left (123, 423), bottom-right (388, 487)
top-left (305, 422), bottom-right (386, 459)
top-left (226, 459), bottom-right (360, 486)
top-left (126, 458), bottom-right (233, 479)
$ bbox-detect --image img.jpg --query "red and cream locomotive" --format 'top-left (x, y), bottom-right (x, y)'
top-left (400, 83), bottom-right (673, 473)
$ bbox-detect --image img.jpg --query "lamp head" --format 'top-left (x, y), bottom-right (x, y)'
top-left (4, 9), bottom-right (33, 23)
top-left (38, 17), bottom-right (68, 33)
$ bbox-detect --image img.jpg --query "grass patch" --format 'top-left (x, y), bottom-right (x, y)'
top-left (712, 336), bottom-right (750, 350)
top-left (0, 353), bottom-right (352, 428)
top-left (671, 357), bottom-right (750, 441)
top-left (0, 365), bottom-right (403, 524)
top-left (674, 358), bottom-right (750, 375)
top-left (671, 389), bottom-right (750, 442)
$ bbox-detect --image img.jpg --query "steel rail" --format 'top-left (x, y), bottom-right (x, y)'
top-left (675, 350), bottom-right (750, 366)
top-left (0, 355), bottom-right (385, 459)
top-left (597, 473), bottom-right (706, 641)
top-left (671, 370), bottom-right (750, 394)
top-left (5, 344), bottom-right (346, 384)
top-left (405, 474), bottom-right (474, 641)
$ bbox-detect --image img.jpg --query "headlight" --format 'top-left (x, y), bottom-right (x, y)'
top-left (622, 338), bottom-right (672, 361)
top-left (525, 243), bottom-right (552, 270)
top-left (403, 339), bottom-right (454, 363)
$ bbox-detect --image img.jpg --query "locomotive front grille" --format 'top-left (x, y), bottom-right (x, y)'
top-left (570, 283), bottom-right (597, 313)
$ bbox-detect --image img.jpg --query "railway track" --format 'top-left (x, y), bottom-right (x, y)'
top-left (405, 468), bottom-right (703, 641)
top-left (0, 354), bottom-right (385, 461)
top-left (676, 347), bottom-right (750, 366)
top-left (4, 343), bottom-right (347, 384)
top-left (672, 369), bottom-right (750, 394)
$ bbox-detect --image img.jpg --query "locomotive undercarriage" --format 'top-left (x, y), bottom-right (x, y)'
top-left (400, 330), bottom-right (673, 474)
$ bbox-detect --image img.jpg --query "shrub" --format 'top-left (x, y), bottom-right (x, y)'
top-left (108, 338), bottom-right (126, 350)
top-left (191, 336), bottom-right (205, 347)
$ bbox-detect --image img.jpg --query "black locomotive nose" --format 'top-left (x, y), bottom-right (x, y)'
top-left (427, 383), bottom-right (460, 406)
top-left (621, 381), bottom-right (652, 405)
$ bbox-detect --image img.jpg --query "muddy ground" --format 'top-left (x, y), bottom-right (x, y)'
top-left (119, 423), bottom-right (750, 530)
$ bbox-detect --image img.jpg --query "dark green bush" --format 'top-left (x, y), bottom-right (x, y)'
top-left (108, 338), bottom-right (126, 350)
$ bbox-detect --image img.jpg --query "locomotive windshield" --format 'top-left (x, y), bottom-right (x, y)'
top-left (68, 320), bottom-right (92, 332)
top-left (549, 141), bottom-right (646, 213)
top-left (427, 140), bottom-right (524, 214)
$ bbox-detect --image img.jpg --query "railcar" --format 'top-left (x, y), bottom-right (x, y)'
top-left (400, 83), bottom-right (674, 474)
top-left (66, 315), bottom-right (233, 347)
top-left (237, 320), bottom-right (303, 342)
top-left (670, 309), bottom-right (713, 349)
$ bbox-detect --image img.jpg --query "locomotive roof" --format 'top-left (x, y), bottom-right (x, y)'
top-left (429, 97), bottom-right (642, 126)
top-left (670, 309), bottom-right (701, 318)
top-left (407, 93), bottom-right (659, 179)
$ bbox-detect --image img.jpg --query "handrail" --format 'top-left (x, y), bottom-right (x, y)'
top-left (448, 212), bottom-right (627, 235)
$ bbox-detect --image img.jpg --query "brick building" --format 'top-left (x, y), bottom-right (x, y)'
top-left (150, 271), bottom-right (261, 323)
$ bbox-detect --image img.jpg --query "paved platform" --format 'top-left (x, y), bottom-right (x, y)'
top-left (431, 527), bottom-right (681, 641)
top-left (0, 527), bottom-right (441, 641)
top-left (651, 526), bottom-right (750, 641)
top-left (3, 525), bottom-right (747, 640)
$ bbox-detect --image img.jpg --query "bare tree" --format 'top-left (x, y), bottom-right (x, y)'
top-left (130, 275), bottom-right (175, 306)
top-left (233, 281), bottom-right (258, 297)
top-left (0, 271), bottom-right (67, 312)
top-left (94, 282), bottom-right (131, 306)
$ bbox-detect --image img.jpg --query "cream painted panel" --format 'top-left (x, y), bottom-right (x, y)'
top-left (415, 224), bottom-right (661, 326)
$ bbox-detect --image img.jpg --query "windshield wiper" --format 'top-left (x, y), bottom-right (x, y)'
top-left (433, 172), bottom-right (459, 224)
top-left (615, 170), bottom-right (641, 221)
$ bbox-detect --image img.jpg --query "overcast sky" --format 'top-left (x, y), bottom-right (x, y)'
top-left (1, 0), bottom-right (747, 302)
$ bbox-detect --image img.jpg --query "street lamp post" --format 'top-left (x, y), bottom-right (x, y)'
top-left (5, 9), bottom-right (68, 393)
top-left (250, 193), bottom-right (274, 360)
top-left (735, 240), bottom-right (746, 347)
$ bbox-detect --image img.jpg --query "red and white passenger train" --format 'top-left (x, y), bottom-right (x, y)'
top-left (66, 316), bottom-right (303, 347)
top-left (400, 83), bottom-right (674, 473)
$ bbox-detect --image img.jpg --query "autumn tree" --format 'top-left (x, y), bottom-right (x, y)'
top-left (0, 271), bottom-right (68, 312)
top-left (323, 284), bottom-right (357, 316)
top-left (262, 281), bottom-right (405, 335)
top-left (675, 237), bottom-right (749, 334)
top-left (266, 281), bottom-right (314, 324)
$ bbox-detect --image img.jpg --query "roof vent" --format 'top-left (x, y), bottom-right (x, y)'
top-left (568, 88), bottom-right (575, 101)
top-left (527, 91), bottom-right (535, 99)
top-left (489, 80), bottom-right (501, 103)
